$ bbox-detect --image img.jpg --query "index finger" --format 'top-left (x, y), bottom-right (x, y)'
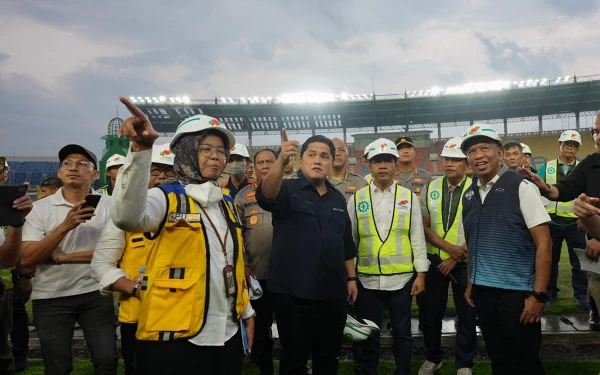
top-left (119, 96), bottom-right (146, 118)
top-left (281, 128), bottom-right (288, 142)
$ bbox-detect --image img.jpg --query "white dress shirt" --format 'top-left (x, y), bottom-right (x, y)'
top-left (110, 148), bottom-right (254, 347)
top-left (347, 181), bottom-right (430, 291)
top-left (90, 220), bottom-right (128, 295)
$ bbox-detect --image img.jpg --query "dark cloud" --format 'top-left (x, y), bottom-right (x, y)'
top-left (0, 51), bottom-right (10, 63)
top-left (476, 34), bottom-right (566, 78)
top-left (544, 0), bottom-right (599, 16)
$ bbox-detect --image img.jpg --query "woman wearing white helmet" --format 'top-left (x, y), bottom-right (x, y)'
top-left (110, 97), bottom-right (255, 375)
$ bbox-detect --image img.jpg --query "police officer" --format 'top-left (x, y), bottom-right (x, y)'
top-left (394, 137), bottom-right (432, 198)
top-left (536, 130), bottom-right (589, 308)
top-left (462, 124), bottom-right (551, 375)
top-left (98, 154), bottom-right (125, 195)
top-left (349, 138), bottom-right (429, 375)
top-left (329, 138), bottom-right (368, 201)
top-left (522, 143), bottom-right (537, 174)
top-left (417, 138), bottom-right (476, 375)
top-left (221, 143), bottom-right (255, 199)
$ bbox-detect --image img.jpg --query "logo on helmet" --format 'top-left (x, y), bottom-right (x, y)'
top-left (571, 133), bottom-right (577, 138)
top-left (469, 126), bottom-right (480, 135)
top-left (159, 150), bottom-right (171, 156)
top-left (448, 144), bottom-right (457, 149)
top-left (209, 119), bottom-right (221, 126)
top-left (380, 143), bottom-right (387, 149)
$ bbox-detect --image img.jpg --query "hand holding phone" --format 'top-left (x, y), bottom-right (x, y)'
top-left (82, 194), bottom-right (101, 210)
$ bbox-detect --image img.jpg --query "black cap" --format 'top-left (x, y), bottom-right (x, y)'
top-left (395, 137), bottom-right (414, 148)
top-left (58, 144), bottom-right (98, 169)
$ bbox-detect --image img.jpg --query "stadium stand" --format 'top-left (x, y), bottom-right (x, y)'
top-left (5, 159), bottom-right (60, 186)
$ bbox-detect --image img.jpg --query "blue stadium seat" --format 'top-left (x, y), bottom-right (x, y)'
top-left (7, 162), bottom-right (60, 186)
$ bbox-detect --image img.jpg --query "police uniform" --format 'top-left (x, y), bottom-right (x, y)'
top-left (328, 172), bottom-right (368, 201)
top-left (220, 176), bottom-right (255, 200)
top-left (395, 167), bottom-right (432, 198)
top-left (235, 182), bottom-right (275, 375)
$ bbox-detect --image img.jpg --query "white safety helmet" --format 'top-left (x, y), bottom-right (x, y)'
top-left (521, 143), bottom-right (532, 156)
top-left (230, 143), bottom-right (250, 159)
top-left (170, 115), bottom-right (235, 151)
top-left (365, 138), bottom-right (399, 160)
top-left (343, 315), bottom-right (380, 342)
top-left (363, 142), bottom-right (373, 159)
top-left (106, 154), bottom-right (125, 170)
top-left (151, 143), bottom-right (175, 166)
top-left (558, 130), bottom-right (582, 145)
top-left (460, 124), bottom-right (502, 152)
top-left (440, 137), bottom-right (467, 159)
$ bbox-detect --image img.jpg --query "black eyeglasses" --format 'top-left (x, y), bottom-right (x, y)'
top-left (150, 167), bottom-right (177, 178)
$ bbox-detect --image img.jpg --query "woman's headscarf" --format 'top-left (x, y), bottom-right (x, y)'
top-left (171, 129), bottom-right (230, 186)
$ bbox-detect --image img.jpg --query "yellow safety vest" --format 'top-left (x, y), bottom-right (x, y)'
top-left (117, 232), bottom-right (148, 324)
top-left (426, 177), bottom-right (472, 260)
top-left (354, 185), bottom-right (414, 275)
top-left (545, 159), bottom-right (577, 218)
top-left (136, 186), bottom-right (249, 341)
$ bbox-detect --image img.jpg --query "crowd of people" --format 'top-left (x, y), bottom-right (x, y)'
top-left (0, 99), bottom-right (599, 375)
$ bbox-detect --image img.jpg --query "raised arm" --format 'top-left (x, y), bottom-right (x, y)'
top-left (260, 129), bottom-right (298, 200)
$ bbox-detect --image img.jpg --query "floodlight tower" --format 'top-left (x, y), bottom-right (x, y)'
top-left (99, 117), bottom-right (129, 185)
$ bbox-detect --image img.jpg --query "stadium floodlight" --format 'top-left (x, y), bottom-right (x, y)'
top-left (556, 76), bottom-right (562, 82)
top-left (518, 81), bottom-right (525, 87)
top-left (159, 96), bottom-right (166, 102)
top-left (144, 97), bottom-right (151, 102)
top-left (513, 81), bottom-right (519, 85)
top-left (175, 96), bottom-right (182, 103)
top-left (182, 96), bottom-right (191, 104)
top-left (227, 98), bottom-right (234, 103)
top-left (541, 78), bottom-right (548, 83)
top-left (240, 97), bottom-right (247, 103)
top-left (340, 92), bottom-right (349, 101)
top-left (430, 87), bottom-right (441, 96)
top-left (564, 75), bottom-right (570, 81)
top-left (267, 96), bottom-right (273, 101)
top-left (151, 97), bottom-right (158, 101)
top-left (220, 97), bottom-right (227, 102)
top-left (129, 96), bottom-right (137, 103)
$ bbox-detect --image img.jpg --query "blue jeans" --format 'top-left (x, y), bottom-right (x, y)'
top-left (548, 223), bottom-right (588, 299)
top-left (32, 291), bottom-right (118, 375)
top-left (354, 278), bottom-right (414, 375)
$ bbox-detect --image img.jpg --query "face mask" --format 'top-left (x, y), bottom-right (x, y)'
top-left (227, 162), bottom-right (246, 177)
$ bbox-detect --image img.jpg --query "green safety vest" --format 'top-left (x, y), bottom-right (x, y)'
top-left (354, 185), bottom-right (414, 275)
top-left (426, 177), bottom-right (471, 260)
top-left (545, 159), bottom-right (577, 218)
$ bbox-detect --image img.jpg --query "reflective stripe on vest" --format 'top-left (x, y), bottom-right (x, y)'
top-left (426, 177), bottom-right (471, 260)
top-left (117, 232), bottom-right (148, 324)
top-left (354, 185), bottom-right (414, 275)
top-left (545, 159), bottom-right (577, 218)
top-left (136, 187), bottom-right (249, 341)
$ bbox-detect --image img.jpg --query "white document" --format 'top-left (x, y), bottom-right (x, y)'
top-left (574, 248), bottom-right (600, 274)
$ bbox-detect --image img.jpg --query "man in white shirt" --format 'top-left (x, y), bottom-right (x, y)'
top-left (348, 138), bottom-right (429, 375)
top-left (21, 144), bottom-right (118, 375)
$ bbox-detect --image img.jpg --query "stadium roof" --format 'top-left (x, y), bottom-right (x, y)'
top-left (132, 74), bottom-right (600, 140)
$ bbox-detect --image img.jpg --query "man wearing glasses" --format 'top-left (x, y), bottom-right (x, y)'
top-left (20, 144), bottom-right (118, 374)
top-left (534, 131), bottom-right (589, 308)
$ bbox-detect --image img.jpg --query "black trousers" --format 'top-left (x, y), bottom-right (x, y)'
top-left (10, 273), bottom-right (30, 370)
top-left (120, 323), bottom-right (138, 375)
top-left (251, 280), bottom-right (274, 375)
top-left (472, 285), bottom-right (544, 375)
top-left (136, 330), bottom-right (243, 375)
top-left (417, 263), bottom-right (477, 369)
top-left (273, 293), bottom-right (346, 375)
top-left (0, 281), bottom-right (14, 374)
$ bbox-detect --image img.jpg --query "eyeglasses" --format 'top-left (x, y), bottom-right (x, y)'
top-left (60, 160), bottom-right (94, 170)
top-left (197, 144), bottom-right (227, 159)
top-left (150, 167), bottom-right (177, 178)
top-left (561, 142), bottom-right (580, 149)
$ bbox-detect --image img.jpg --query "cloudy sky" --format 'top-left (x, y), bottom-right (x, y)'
top-left (1, 0), bottom-right (599, 157)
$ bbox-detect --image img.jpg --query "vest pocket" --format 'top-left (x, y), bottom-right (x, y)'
top-left (144, 278), bottom-right (196, 332)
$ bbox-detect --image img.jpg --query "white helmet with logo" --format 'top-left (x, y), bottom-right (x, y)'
top-left (151, 143), bottom-right (175, 166)
top-left (230, 143), bottom-right (250, 159)
top-left (170, 115), bottom-right (235, 151)
top-left (365, 138), bottom-right (399, 160)
top-left (521, 143), bottom-right (532, 156)
top-left (363, 142), bottom-right (373, 159)
top-left (441, 137), bottom-right (466, 159)
top-left (460, 124), bottom-right (502, 152)
top-left (106, 154), bottom-right (125, 170)
top-left (343, 314), bottom-right (380, 342)
top-left (558, 130), bottom-right (582, 145)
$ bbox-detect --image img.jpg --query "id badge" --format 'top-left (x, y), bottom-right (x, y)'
top-left (223, 265), bottom-right (237, 297)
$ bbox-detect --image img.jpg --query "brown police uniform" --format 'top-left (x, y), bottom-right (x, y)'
top-left (328, 172), bottom-right (368, 201)
top-left (234, 182), bottom-right (273, 280)
top-left (395, 167), bottom-right (432, 198)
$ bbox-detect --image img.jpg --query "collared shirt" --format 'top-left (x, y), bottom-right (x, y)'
top-left (328, 172), bottom-right (368, 201)
top-left (476, 168), bottom-right (550, 228)
top-left (395, 167), bottom-right (432, 198)
top-left (221, 177), bottom-right (255, 199)
top-left (90, 220), bottom-right (127, 295)
top-left (22, 188), bottom-right (111, 300)
top-left (110, 149), bottom-right (254, 347)
top-left (554, 153), bottom-right (600, 202)
top-left (420, 176), bottom-right (467, 233)
top-left (235, 182), bottom-right (273, 280)
top-left (256, 175), bottom-right (356, 300)
top-left (347, 181), bottom-right (429, 291)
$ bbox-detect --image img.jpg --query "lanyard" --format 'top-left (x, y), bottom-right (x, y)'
top-left (199, 203), bottom-right (231, 265)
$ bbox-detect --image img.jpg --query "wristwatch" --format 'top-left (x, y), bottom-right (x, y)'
top-left (530, 291), bottom-right (548, 303)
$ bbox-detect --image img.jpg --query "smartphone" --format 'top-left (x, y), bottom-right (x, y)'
top-left (82, 194), bottom-right (101, 210)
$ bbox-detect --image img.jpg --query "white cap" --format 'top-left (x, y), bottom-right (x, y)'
top-left (106, 154), bottom-right (125, 169)
top-left (558, 130), bottom-right (582, 145)
top-left (365, 138), bottom-right (399, 160)
top-left (170, 115), bottom-right (235, 151)
top-left (521, 143), bottom-right (532, 155)
top-left (151, 143), bottom-right (175, 166)
top-left (460, 124), bottom-right (502, 152)
top-left (440, 137), bottom-right (467, 159)
top-left (230, 143), bottom-right (250, 159)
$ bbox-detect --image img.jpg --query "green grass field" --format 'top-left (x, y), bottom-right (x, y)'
top-left (18, 359), bottom-right (600, 375)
